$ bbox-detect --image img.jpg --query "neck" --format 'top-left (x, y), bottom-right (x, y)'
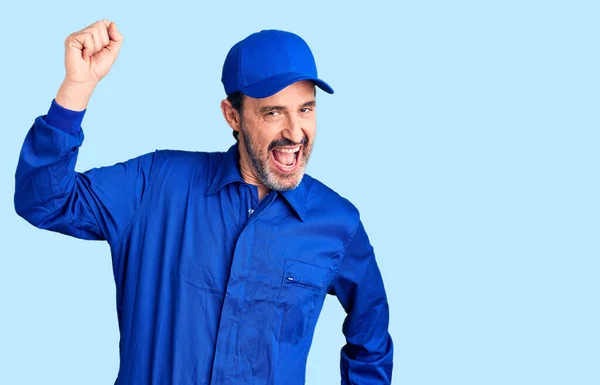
top-left (238, 145), bottom-right (270, 200)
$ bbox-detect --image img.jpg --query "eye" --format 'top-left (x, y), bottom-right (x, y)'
top-left (266, 110), bottom-right (280, 116)
top-left (300, 107), bottom-right (313, 113)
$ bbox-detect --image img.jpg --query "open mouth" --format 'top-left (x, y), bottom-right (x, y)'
top-left (270, 145), bottom-right (302, 173)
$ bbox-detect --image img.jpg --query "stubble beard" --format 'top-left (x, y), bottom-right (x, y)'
top-left (240, 121), bottom-right (311, 192)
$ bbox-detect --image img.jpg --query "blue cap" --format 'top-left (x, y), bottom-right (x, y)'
top-left (221, 29), bottom-right (334, 98)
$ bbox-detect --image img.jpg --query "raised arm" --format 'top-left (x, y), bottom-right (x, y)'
top-left (14, 20), bottom-right (157, 247)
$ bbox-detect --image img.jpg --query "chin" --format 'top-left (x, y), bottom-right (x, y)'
top-left (265, 168), bottom-right (305, 191)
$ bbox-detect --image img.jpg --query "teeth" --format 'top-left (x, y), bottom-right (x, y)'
top-left (274, 147), bottom-right (300, 154)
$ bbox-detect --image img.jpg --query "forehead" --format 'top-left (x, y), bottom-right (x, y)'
top-left (248, 80), bottom-right (316, 107)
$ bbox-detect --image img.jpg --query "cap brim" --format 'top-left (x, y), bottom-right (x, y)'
top-left (240, 73), bottom-right (334, 98)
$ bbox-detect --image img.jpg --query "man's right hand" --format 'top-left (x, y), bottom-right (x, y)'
top-left (55, 20), bottom-right (124, 111)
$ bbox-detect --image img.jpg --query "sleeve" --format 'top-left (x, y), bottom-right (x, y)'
top-left (14, 99), bottom-right (158, 247)
top-left (332, 220), bottom-right (394, 384)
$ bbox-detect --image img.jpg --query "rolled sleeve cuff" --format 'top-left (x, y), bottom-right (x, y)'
top-left (45, 99), bottom-right (86, 133)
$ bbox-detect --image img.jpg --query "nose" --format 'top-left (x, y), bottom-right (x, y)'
top-left (281, 114), bottom-right (304, 144)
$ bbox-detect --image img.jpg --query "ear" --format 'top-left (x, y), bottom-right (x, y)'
top-left (221, 99), bottom-right (241, 134)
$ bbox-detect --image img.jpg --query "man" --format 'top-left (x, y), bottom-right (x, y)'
top-left (14, 20), bottom-right (393, 384)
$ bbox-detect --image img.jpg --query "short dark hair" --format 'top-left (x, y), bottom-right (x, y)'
top-left (227, 92), bottom-right (244, 141)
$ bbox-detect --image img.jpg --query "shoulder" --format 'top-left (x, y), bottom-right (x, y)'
top-left (302, 174), bottom-right (361, 232)
top-left (152, 149), bottom-right (224, 173)
top-left (303, 174), bottom-right (358, 211)
top-left (146, 149), bottom-right (226, 188)
top-left (154, 149), bottom-right (223, 166)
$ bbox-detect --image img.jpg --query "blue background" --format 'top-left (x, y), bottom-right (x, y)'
top-left (1, 1), bottom-right (598, 384)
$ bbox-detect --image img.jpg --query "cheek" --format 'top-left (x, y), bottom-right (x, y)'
top-left (255, 132), bottom-right (281, 155)
top-left (261, 124), bottom-right (289, 145)
top-left (303, 123), bottom-right (317, 140)
top-left (245, 121), bottom-right (276, 148)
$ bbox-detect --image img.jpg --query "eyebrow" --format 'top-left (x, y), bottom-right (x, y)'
top-left (259, 100), bottom-right (316, 113)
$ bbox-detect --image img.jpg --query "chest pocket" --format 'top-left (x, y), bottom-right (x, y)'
top-left (271, 259), bottom-right (331, 344)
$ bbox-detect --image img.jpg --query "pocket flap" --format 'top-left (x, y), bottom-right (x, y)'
top-left (283, 259), bottom-right (330, 290)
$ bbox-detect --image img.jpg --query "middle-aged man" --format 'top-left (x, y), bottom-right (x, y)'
top-left (14, 20), bottom-right (393, 384)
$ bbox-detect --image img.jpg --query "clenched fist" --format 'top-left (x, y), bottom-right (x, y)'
top-left (56, 20), bottom-right (124, 111)
top-left (64, 19), bottom-right (123, 85)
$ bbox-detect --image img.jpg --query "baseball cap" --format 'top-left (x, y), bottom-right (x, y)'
top-left (221, 29), bottom-right (334, 98)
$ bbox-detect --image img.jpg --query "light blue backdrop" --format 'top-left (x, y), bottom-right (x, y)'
top-left (1, 1), bottom-right (598, 384)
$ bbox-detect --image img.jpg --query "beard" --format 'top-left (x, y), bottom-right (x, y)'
top-left (240, 122), bottom-right (312, 191)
